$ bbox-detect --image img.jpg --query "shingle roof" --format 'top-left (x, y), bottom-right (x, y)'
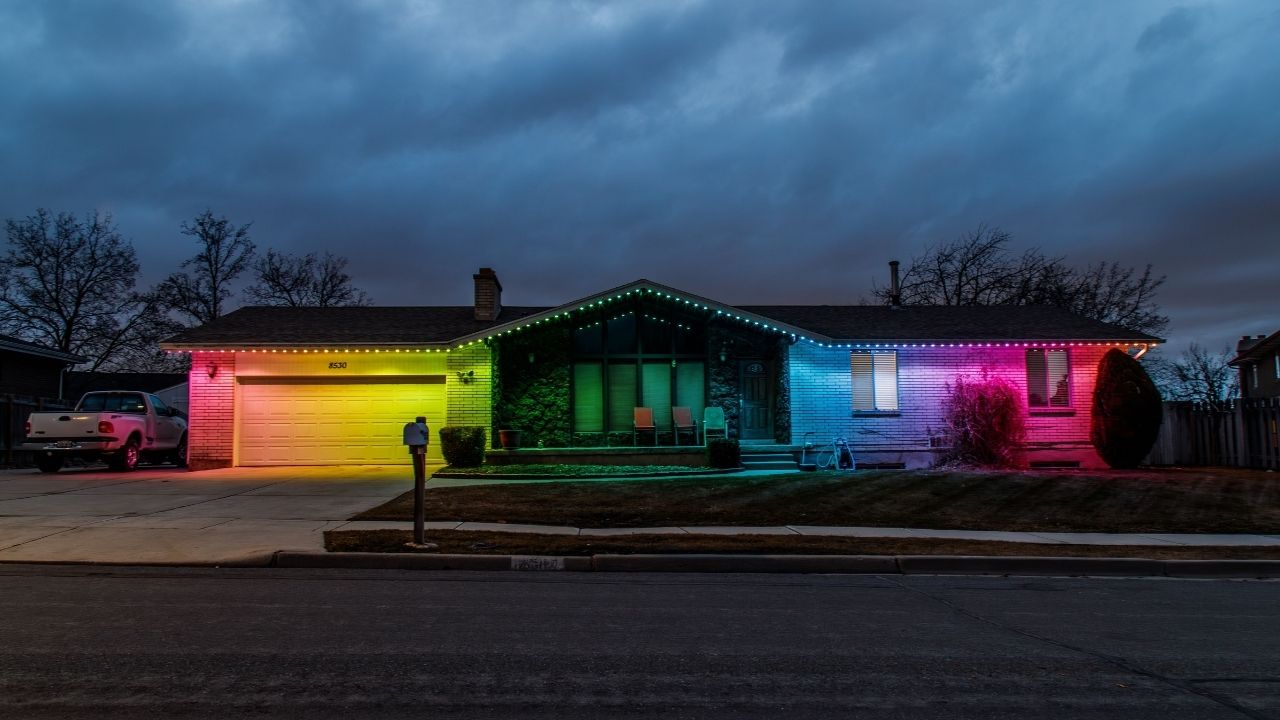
top-left (161, 306), bottom-right (551, 347)
top-left (163, 300), bottom-right (1160, 348)
top-left (0, 334), bottom-right (85, 363)
top-left (737, 305), bottom-right (1163, 342)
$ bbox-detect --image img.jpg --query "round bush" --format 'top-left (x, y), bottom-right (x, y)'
top-left (1091, 349), bottom-right (1163, 468)
top-left (438, 426), bottom-right (487, 467)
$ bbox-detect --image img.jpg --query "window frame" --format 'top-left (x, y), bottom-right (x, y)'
top-left (850, 350), bottom-right (899, 413)
top-left (1026, 347), bottom-right (1072, 410)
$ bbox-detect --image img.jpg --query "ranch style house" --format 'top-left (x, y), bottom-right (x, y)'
top-left (161, 267), bottom-right (1162, 470)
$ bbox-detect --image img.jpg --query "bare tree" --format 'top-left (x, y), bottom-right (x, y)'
top-left (244, 250), bottom-right (371, 307)
top-left (1145, 344), bottom-right (1239, 402)
top-left (877, 225), bottom-right (1169, 337)
top-left (0, 209), bottom-right (184, 372)
top-left (157, 210), bottom-right (255, 326)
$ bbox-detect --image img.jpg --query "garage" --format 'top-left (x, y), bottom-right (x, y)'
top-left (238, 378), bottom-right (445, 465)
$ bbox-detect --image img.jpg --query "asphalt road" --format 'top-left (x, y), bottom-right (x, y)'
top-left (0, 566), bottom-right (1276, 719)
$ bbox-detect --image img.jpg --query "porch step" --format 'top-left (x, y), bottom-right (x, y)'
top-left (740, 451), bottom-right (798, 471)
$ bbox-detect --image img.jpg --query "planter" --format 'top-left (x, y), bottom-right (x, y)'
top-left (498, 429), bottom-right (522, 450)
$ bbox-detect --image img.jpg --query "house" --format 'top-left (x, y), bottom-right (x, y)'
top-left (160, 267), bottom-right (1162, 471)
top-left (1230, 332), bottom-right (1280, 399)
top-left (0, 334), bottom-right (84, 465)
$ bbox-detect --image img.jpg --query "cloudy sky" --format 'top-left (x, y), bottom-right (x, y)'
top-left (2, 0), bottom-right (1277, 353)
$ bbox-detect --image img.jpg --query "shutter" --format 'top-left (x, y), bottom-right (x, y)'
top-left (642, 362), bottom-right (672, 430)
top-left (572, 363), bottom-right (603, 433)
top-left (676, 361), bottom-right (706, 425)
top-left (1046, 349), bottom-right (1070, 407)
top-left (851, 352), bottom-right (874, 411)
top-left (1026, 349), bottom-right (1047, 406)
top-left (873, 351), bottom-right (898, 411)
top-left (608, 362), bottom-right (637, 432)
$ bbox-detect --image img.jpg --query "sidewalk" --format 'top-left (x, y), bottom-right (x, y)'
top-left (331, 520), bottom-right (1280, 547)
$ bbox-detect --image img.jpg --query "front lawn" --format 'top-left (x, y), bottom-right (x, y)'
top-left (356, 467), bottom-right (1280, 534)
top-left (325, 529), bottom-right (1280, 559)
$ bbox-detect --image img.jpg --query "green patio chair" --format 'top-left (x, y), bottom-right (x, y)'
top-left (702, 406), bottom-right (727, 446)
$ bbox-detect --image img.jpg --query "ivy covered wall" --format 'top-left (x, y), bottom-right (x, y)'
top-left (491, 325), bottom-right (571, 448)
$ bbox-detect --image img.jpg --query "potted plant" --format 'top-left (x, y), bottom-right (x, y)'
top-left (498, 429), bottom-right (522, 450)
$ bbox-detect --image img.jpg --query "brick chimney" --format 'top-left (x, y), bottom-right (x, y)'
top-left (1238, 334), bottom-right (1265, 355)
top-left (473, 267), bottom-right (502, 321)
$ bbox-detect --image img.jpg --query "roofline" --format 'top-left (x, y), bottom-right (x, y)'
top-left (0, 337), bottom-right (85, 363)
top-left (157, 280), bottom-right (1167, 351)
top-left (445, 278), bottom-right (837, 347)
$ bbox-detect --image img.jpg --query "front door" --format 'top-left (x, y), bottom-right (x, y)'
top-left (739, 360), bottom-right (772, 440)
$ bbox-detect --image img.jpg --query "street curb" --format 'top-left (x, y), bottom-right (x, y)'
top-left (272, 551), bottom-right (1280, 578)
top-left (590, 554), bottom-right (898, 574)
top-left (896, 555), bottom-right (1167, 577)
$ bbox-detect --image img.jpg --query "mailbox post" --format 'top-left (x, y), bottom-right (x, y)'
top-left (402, 416), bottom-right (432, 547)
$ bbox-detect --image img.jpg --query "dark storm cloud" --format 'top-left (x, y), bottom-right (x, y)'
top-left (1, 0), bottom-right (1277, 354)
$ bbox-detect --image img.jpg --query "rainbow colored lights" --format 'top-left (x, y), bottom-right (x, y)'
top-left (163, 285), bottom-right (1154, 355)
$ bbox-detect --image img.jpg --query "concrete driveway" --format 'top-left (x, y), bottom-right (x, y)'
top-left (0, 464), bottom-right (426, 565)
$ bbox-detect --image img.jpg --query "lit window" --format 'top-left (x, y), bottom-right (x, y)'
top-left (851, 351), bottom-right (898, 411)
top-left (1027, 349), bottom-right (1070, 407)
top-left (1254, 364), bottom-right (1260, 389)
top-left (1274, 353), bottom-right (1279, 380)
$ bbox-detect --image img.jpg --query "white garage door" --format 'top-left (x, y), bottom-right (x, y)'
top-left (238, 379), bottom-right (446, 465)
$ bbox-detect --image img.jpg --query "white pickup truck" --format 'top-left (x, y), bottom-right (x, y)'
top-left (24, 391), bottom-right (188, 473)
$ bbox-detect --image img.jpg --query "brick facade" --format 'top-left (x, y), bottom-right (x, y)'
top-left (789, 343), bottom-right (1115, 468)
top-left (186, 351), bottom-right (236, 470)
top-left (447, 344), bottom-right (493, 431)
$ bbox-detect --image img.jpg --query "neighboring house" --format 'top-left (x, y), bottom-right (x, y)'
top-left (161, 268), bottom-right (1162, 471)
top-left (1230, 332), bottom-right (1280, 399)
top-left (0, 334), bottom-right (84, 465)
top-left (65, 372), bottom-right (190, 416)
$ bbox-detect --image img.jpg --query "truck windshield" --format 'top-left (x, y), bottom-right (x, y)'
top-left (78, 393), bottom-right (147, 414)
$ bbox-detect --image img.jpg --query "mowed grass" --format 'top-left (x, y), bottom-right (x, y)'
top-left (325, 529), bottom-right (1280, 560)
top-left (355, 467), bottom-right (1280, 534)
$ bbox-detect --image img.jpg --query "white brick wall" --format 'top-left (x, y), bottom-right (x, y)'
top-left (447, 344), bottom-right (493, 429)
top-left (789, 343), bottom-right (1114, 467)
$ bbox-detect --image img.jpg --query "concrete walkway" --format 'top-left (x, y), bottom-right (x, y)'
top-left (333, 520), bottom-right (1280, 547)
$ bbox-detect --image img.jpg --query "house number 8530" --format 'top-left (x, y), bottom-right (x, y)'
top-left (328, 362), bottom-right (348, 369)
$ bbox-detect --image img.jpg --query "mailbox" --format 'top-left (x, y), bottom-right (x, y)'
top-left (402, 417), bottom-right (429, 455)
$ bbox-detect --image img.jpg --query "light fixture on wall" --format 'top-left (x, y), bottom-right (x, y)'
top-left (718, 342), bottom-right (729, 363)
top-left (206, 362), bottom-right (218, 379)
top-left (456, 369), bottom-right (475, 384)
top-left (528, 352), bottom-right (536, 364)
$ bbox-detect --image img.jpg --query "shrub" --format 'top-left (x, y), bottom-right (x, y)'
top-left (1091, 348), bottom-right (1163, 468)
top-left (942, 374), bottom-right (1026, 468)
top-left (707, 438), bottom-right (741, 469)
top-left (438, 426), bottom-right (486, 467)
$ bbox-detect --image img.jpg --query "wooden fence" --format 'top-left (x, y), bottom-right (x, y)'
top-left (1146, 399), bottom-right (1280, 469)
top-left (2, 395), bottom-right (71, 467)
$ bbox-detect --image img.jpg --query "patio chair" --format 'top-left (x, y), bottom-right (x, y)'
top-left (672, 406), bottom-right (698, 446)
top-left (633, 407), bottom-right (656, 446)
top-left (702, 406), bottom-right (727, 445)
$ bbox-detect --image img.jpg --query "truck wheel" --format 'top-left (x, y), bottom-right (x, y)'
top-left (173, 433), bottom-right (188, 468)
top-left (110, 439), bottom-right (140, 472)
top-left (36, 455), bottom-right (63, 474)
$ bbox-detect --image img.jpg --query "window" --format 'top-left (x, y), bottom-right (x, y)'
top-left (570, 301), bottom-right (707, 436)
top-left (1027, 349), bottom-right (1070, 407)
top-left (1253, 364), bottom-right (1260, 389)
top-left (851, 351), bottom-right (898, 411)
top-left (1274, 353), bottom-right (1279, 379)
top-left (79, 392), bottom-right (147, 413)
